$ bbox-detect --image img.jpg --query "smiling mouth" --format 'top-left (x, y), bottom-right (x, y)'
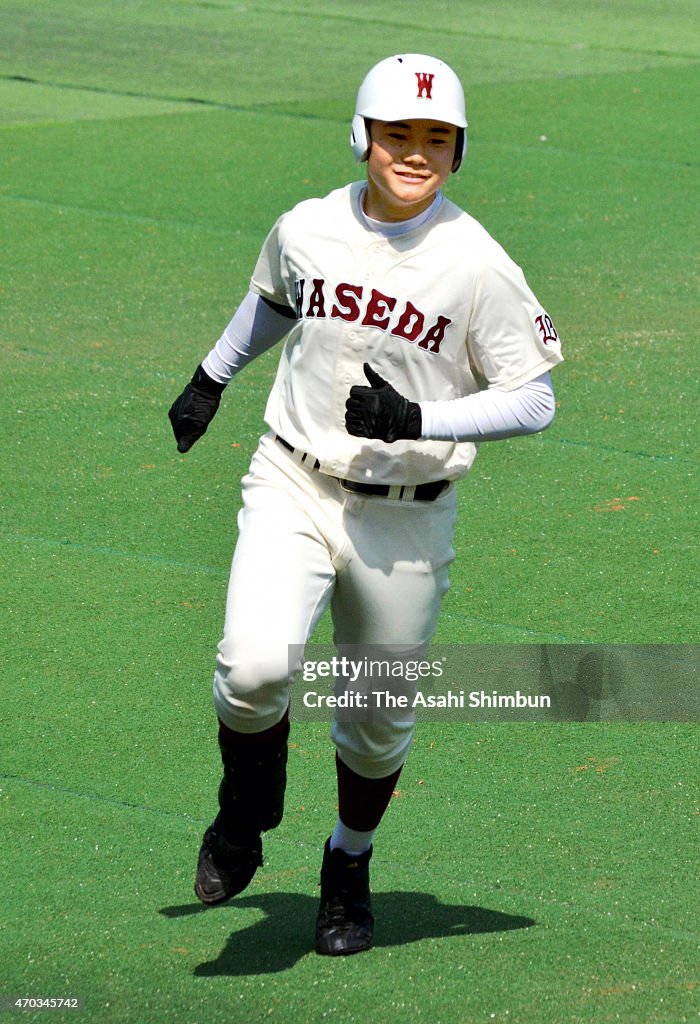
top-left (395, 170), bottom-right (430, 182)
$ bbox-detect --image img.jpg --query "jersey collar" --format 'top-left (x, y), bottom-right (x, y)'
top-left (357, 187), bottom-right (443, 238)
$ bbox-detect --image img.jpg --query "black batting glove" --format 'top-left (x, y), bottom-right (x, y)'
top-left (168, 364), bottom-right (227, 453)
top-left (345, 363), bottom-right (422, 443)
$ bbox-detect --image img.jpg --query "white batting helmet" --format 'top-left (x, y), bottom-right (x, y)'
top-left (350, 54), bottom-right (468, 172)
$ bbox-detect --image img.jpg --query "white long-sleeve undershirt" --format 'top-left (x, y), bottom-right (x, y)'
top-left (202, 291), bottom-right (292, 384)
top-left (201, 290), bottom-right (556, 443)
top-left (419, 372), bottom-right (556, 442)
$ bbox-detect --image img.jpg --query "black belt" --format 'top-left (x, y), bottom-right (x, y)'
top-left (275, 434), bottom-right (321, 469)
top-left (274, 435), bottom-right (449, 502)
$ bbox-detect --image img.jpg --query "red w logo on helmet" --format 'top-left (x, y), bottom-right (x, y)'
top-left (415, 72), bottom-right (435, 99)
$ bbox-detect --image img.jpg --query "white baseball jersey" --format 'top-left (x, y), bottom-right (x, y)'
top-left (250, 180), bottom-right (563, 486)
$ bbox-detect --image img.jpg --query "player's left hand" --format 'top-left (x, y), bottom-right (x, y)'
top-left (345, 363), bottom-right (422, 443)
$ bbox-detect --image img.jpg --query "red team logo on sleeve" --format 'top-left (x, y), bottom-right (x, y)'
top-left (415, 72), bottom-right (435, 99)
top-left (535, 312), bottom-right (559, 345)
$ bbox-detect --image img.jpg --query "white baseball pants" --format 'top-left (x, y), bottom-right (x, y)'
top-left (213, 433), bottom-right (457, 777)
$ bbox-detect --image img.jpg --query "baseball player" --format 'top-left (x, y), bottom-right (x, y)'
top-left (168, 53), bottom-right (563, 956)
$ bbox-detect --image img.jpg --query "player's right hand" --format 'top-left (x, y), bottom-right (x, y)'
top-left (168, 364), bottom-right (227, 453)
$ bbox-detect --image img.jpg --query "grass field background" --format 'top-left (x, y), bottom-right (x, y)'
top-left (1, 2), bottom-right (698, 1022)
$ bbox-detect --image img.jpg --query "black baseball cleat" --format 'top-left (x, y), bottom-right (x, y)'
top-left (194, 814), bottom-right (263, 906)
top-left (315, 839), bottom-right (374, 955)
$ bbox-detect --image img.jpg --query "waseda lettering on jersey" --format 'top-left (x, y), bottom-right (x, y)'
top-left (294, 279), bottom-right (305, 318)
top-left (331, 283), bottom-right (364, 322)
top-left (362, 289), bottom-right (397, 330)
top-left (305, 279), bottom-right (327, 318)
top-left (300, 278), bottom-right (452, 354)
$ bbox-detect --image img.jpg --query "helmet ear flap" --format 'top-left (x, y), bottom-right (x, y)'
top-left (350, 114), bottom-right (371, 163)
top-left (452, 127), bottom-right (467, 173)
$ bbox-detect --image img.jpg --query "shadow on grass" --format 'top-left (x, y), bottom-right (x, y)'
top-left (160, 892), bottom-right (535, 975)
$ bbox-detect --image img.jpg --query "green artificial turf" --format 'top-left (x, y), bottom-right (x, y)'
top-left (1, 2), bottom-right (698, 1022)
top-left (3, 724), bottom-right (698, 1023)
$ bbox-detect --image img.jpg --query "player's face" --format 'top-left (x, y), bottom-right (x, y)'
top-left (364, 119), bottom-right (457, 222)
